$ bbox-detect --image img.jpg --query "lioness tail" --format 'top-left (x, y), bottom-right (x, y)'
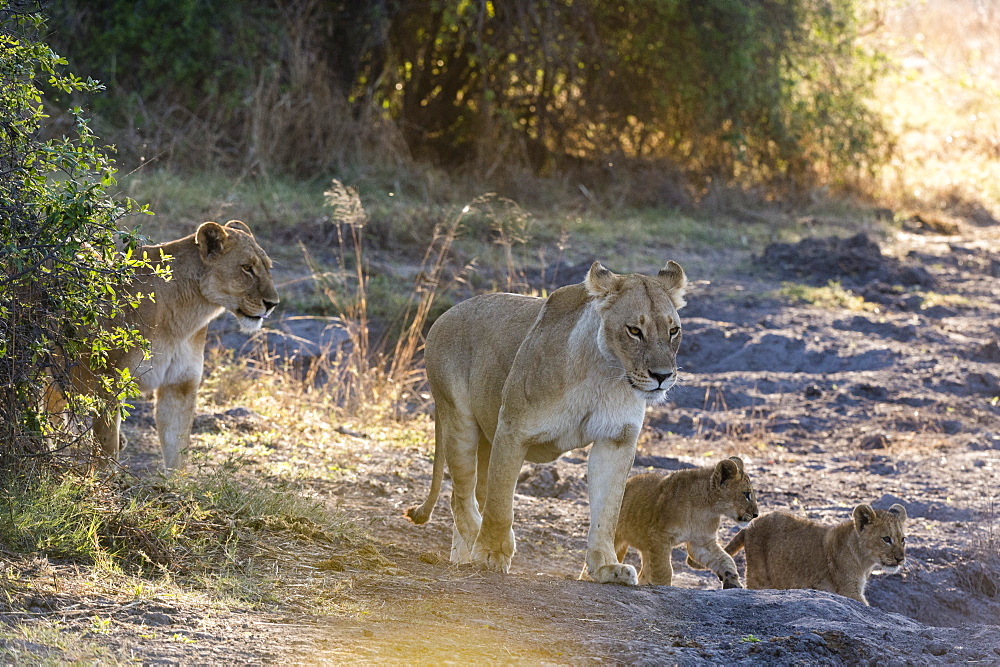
top-left (403, 417), bottom-right (446, 525)
top-left (724, 528), bottom-right (746, 556)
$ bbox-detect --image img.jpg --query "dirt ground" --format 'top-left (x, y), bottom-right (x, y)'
top-left (3, 218), bottom-right (1000, 664)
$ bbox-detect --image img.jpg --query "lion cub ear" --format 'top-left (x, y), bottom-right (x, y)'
top-left (852, 504), bottom-right (877, 532)
top-left (585, 262), bottom-right (620, 298)
top-left (196, 221), bottom-right (230, 260)
top-left (712, 458), bottom-right (741, 488)
top-left (657, 260), bottom-right (687, 309)
top-left (888, 503), bottom-right (908, 523)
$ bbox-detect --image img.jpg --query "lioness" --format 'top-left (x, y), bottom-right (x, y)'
top-left (57, 220), bottom-right (278, 471)
top-left (596, 457), bottom-right (758, 588)
top-left (726, 504), bottom-right (907, 605)
top-left (406, 261), bottom-right (687, 585)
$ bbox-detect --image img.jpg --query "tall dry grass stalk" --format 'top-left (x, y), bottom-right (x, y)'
top-left (303, 180), bottom-right (468, 420)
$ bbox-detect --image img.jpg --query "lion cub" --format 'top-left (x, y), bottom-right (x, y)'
top-left (585, 456), bottom-right (759, 588)
top-left (726, 503), bottom-right (907, 605)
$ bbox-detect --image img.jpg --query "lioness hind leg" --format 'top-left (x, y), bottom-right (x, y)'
top-left (475, 435), bottom-right (491, 510)
top-left (440, 411), bottom-right (483, 563)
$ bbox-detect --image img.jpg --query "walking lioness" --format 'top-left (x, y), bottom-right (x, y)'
top-left (727, 503), bottom-right (907, 605)
top-left (406, 261), bottom-right (687, 584)
top-left (55, 220), bottom-right (278, 471)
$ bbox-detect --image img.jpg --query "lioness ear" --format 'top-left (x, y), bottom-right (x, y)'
top-left (888, 503), bottom-right (907, 523)
top-left (853, 504), bottom-right (876, 532)
top-left (224, 220), bottom-right (254, 237)
top-left (196, 221), bottom-right (230, 260)
top-left (727, 456), bottom-right (745, 473)
top-left (585, 261), bottom-right (618, 298)
top-left (657, 260), bottom-right (687, 309)
top-left (713, 458), bottom-right (740, 487)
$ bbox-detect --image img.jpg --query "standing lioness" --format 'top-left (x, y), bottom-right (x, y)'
top-left (57, 220), bottom-right (278, 471)
top-left (406, 261), bottom-right (687, 584)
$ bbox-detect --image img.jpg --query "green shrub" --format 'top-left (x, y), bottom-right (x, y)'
top-left (0, 5), bottom-right (157, 461)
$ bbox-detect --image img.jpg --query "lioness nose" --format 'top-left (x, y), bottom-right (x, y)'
top-left (263, 299), bottom-right (279, 311)
top-left (649, 370), bottom-right (672, 385)
top-left (752, 510), bottom-right (759, 518)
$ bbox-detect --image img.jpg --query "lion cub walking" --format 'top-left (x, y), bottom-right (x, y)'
top-left (726, 503), bottom-right (907, 605)
top-left (586, 457), bottom-right (758, 588)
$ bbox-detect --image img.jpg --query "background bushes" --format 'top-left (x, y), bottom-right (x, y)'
top-left (48, 0), bottom-right (888, 197)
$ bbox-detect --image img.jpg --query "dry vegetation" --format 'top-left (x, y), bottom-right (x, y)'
top-left (876, 0), bottom-right (1000, 217)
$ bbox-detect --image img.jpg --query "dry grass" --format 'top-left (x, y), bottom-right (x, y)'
top-left (873, 0), bottom-right (1000, 218)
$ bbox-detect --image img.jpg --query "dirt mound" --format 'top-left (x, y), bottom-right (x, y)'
top-left (761, 233), bottom-right (935, 288)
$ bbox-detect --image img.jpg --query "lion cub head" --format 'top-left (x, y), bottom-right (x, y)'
top-left (584, 261), bottom-right (687, 403)
top-left (712, 456), bottom-right (759, 527)
top-left (853, 503), bottom-right (907, 573)
top-left (195, 220), bottom-right (279, 332)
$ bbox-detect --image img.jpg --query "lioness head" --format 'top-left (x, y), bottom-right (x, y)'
top-left (585, 261), bottom-right (687, 402)
top-left (853, 503), bottom-right (907, 573)
top-left (711, 456), bottom-right (759, 526)
top-left (195, 220), bottom-right (279, 332)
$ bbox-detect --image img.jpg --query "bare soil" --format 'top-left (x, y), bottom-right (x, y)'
top-left (3, 221), bottom-right (1000, 664)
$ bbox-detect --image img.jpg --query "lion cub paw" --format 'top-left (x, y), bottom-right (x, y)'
top-left (721, 572), bottom-right (743, 589)
top-left (471, 544), bottom-right (512, 574)
top-left (593, 563), bottom-right (639, 586)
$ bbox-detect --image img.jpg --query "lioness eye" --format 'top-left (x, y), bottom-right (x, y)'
top-left (744, 492), bottom-right (751, 501)
top-left (669, 326), bottom-right (680, 337)
top-left (882, 536), bottom-right (892, 544)
top-left (242, 264), bottom-right (254, 274)
top-left (627, 326), bottom-right (642, 339)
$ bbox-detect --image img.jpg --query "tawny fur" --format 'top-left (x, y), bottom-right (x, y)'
top-left (54, 221), bottom-right (278, 472)
top-left (593, 457), bottom-right (758, 588)
top-left (727, 504), bottom-right (907, 605)
top-left (406, 261), bottom-right (687, 585)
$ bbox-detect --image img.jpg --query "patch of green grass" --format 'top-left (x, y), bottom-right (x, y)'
top-left (0, 620), bottom-right (116, 663)
top-left (918, 291), bottom-right (973, 310)
top-left (117, 169), bottom-right (329, 242)
top-left (0, 463), bottom-right (363, 593)
top-left (776, 280), bottom-right (876, 311)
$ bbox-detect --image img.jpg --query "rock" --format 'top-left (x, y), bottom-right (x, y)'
top-left (860, 433), bottom-right (889, 450)
top-left (925, 642), bottom-right (950, 656)
top-left (517, 464), bottom-right (569, 498)
top-left (972, 340), bottom-right (1000, 362)
top-left (632, 456), bottom-right (697, 470)
top-left (141, 612), bottom-right (174, 626)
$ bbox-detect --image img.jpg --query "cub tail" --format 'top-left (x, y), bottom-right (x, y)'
top-left (724, 528), bottom-right (747, 556)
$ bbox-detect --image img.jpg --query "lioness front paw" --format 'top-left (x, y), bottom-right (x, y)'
top-left (593, 563), bottom-right (638, 586)
top-left (471, 543), bottom-right (512, 573)
top-left (721, 572), bottom-right (743, 589)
